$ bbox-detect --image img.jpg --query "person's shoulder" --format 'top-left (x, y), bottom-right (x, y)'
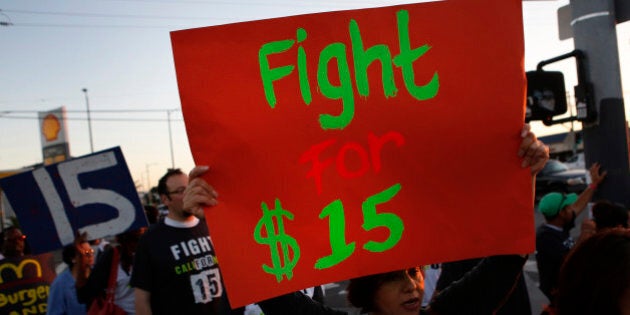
top-left (536, 224), bottom-right (550, 232)
top-left (537, 226), bottom-right (562, 246)
top-left (140, 219), bottom-right (202, 243)
top-left (195, 218), bottom-right (209, 231)
top-left (51, 268), bottom-right (72, 286)
top-left (167, 217), bottom-right (208, 234)
top-left (537, 224), bottom-right (562, 236)
top-left (58, 268), bottom-right (71, 277)
top-left (536, 225), bottom-right (551, 239)
top-left (133, 222), bottom-right (166, 249)
top-left (143, 220), bottom-right (168, 236)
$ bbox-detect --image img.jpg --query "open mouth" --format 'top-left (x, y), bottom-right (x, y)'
top-left (401, 297), bottom-right (421, 311)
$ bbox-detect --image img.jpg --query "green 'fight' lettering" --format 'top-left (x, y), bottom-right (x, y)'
top-left (258, 9), bottom-right (440, 130)
top-left (317, 43), bottom-right (355, 130)
top-left (393, 10), bottom-right (440, 101)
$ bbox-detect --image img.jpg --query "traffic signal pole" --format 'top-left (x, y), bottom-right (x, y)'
top-left (570, 0), bottom-right (630, 206)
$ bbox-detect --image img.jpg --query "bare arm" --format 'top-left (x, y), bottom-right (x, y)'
top-left (135, 288), bottom-right (152, 315)
top-left (567, 163), bottom-right (607, 217)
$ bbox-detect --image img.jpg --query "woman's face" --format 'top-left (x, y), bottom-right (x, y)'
top-left (76, 242), bottom-right (95, 268)
top-left (372, 267), bottom-right (424, 315)
top-left (3, 228), bottom-right (25, 257)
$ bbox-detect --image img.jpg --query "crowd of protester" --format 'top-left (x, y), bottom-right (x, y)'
top-left (1, 124), bottom-right (629, 315)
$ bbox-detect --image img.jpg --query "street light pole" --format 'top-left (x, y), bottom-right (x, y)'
top-left (82, 88), bottom-right (94, 153)
top-left (146, 164), bottom-right (152, 192)
top-left (167, 110), bottom-right (175, 169)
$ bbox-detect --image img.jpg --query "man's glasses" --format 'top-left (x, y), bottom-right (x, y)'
top-left (168, 187), bottom-right (186, 195)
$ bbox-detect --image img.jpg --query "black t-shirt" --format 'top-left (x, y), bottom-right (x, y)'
top-left (130, 218), bottom-right (240, 315)
top-left (535, 224), bottom-right (573, 300)
top-left (436, 257), bottom-right (531, 315)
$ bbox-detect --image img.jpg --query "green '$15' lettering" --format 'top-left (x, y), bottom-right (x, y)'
top-left (254, 184), bottom-right (404, 281)
top-left (315, 183), bottom-right (403, 269)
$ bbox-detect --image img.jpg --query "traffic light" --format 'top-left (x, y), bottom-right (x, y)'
top-left (525, 50), bottom-right (597, 126)
top-left (526, 70), bottom-right (568, 124)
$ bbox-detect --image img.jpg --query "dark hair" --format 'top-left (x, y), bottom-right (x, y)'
top-left (556, 229), bottom-right (630, 315)
top-left (347, 269), bottom-right (418, 313)
top-left (157, 168), bottom-right (184, 196)
top-left (62, 244), bottom-right (78, 268)
top-left (1, 226), bottom-right (29, 256)
top-left (2, 226), bottom-right (21, 240)
top-left (592, 200), bottom-right (628, 230)
top-left (347, 274), bottom-right (382, 313)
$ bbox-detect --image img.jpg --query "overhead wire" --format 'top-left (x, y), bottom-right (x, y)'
top-left (0, 115), bottom-right (183, 122)
top-left (0, 109), bottom-right (183, 122)
top-left (1, 8), bottom-right (225, 20)
top-left (0, 0), bottom-right (418, 28)
top-left (0, 9), bottom-right (13, 26)
top-left (0, 7), bottom-right (229, 28)
top-left (8, 22), bottom-right (184, 28)
top-left (94, 0), bottom-right (379, 8)
top-left (2, 109), bottom-right (179, 113)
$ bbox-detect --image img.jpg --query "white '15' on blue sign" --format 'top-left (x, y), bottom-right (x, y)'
top-left (0, 147), bottom-right (147, 254)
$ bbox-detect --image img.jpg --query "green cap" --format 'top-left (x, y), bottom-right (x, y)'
top-left (539, 192), bottom-right (578, 217)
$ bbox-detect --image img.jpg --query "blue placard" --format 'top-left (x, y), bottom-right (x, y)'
top-left (0, 147), bottom-right (147, 254)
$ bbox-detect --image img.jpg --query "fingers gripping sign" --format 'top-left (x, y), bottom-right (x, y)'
top-left (184, 166), bottom-right (218, 217)
top-left (518, 124), bottom-right (549, 175)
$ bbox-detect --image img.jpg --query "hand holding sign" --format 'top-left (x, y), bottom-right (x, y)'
top-left (183, 126), bottom-right (548, 304)
top-left (183, 166), bottom-right (218, 216)
top-left (518, 124), bottom-right (550, 174)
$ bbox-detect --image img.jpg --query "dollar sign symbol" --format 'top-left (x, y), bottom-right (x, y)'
top-left (254, 198), bottom-right (301, 282)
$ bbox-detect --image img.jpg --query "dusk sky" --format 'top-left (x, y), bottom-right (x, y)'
top-left (1, 0), bottom-right (628, 190)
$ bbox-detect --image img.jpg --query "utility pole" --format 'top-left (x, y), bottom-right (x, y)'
top-left (82, 88), bottom-right (95, 153)
top-left (146, 163), bottom-right (157, 204)
top-left (570, 0), bottom-right (630, 206)
top-left (167, 110), bottom-right (175, 169)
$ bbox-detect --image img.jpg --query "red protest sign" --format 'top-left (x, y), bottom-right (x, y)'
top-left (171, 0), bottom-right (531, 307)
